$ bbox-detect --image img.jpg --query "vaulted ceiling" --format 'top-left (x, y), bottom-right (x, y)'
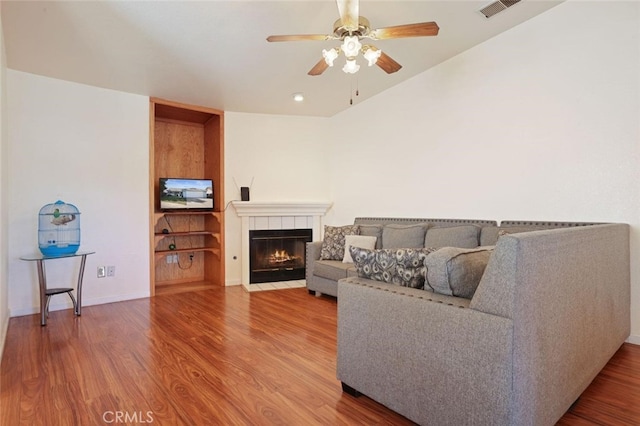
top-left (2, 1), bottom-right (563, 117)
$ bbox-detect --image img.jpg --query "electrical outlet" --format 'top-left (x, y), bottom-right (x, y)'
top-left (97, 266), bottom-right (106, 278)
top-left (166, 255), bottom-right (173, 264)
top-left (106, 266), bottom-right (115, 277)
top-left (172, 254), bottom-right (179, 263)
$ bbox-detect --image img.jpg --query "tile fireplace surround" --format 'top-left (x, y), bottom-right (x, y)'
top-left (231, 201), bottom-right (332, 291)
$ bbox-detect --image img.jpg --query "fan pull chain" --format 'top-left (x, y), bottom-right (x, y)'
top-left (349, 80), bottom-right (353, 105)
top-left (349, 78), bottom-right (360, 106)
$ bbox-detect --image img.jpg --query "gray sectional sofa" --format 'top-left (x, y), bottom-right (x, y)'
top-left (306, 217), bottom-right (582, 298)
top-left (314, 218), bottom-right (630, 425)
top-left (306, 217), bottom-right (500, 297)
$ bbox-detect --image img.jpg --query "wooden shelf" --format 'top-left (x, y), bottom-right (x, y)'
top-left (149, 98), bottom-right (225, 296)
top-left (154, 247), bottom-right (220, 257)
top-left (154, 231), bottom-right (220, 245)
top-left (155, 210), bottom-right (222, 218)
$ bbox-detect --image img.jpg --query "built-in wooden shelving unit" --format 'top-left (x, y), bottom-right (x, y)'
top-left (149, 98), bottom-right (224, 296)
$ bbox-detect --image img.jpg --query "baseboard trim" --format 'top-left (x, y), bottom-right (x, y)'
top-left (9, 291), bottom-right (151, 318)
top-left (626, 334), bottom-right (640, 346)
top-left (0, 313), bottom-right (9, 366)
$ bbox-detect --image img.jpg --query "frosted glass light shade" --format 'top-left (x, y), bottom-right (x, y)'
top-left (363, 47), bottom-right (382, 66)
top-left (322, 48), bottom-right (339, 66)
top-left (341, 36), bottom-right (362, 58)
top-left (342, 59), bottom-right (360, 74)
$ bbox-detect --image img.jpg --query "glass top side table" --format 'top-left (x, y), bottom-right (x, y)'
top-left (20, 251), bottom-right (95, 326)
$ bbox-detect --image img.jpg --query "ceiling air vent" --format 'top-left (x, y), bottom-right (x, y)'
top-left (479, 0), bottom-right (522, 18)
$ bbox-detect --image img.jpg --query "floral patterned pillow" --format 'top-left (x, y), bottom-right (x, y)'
top-left (349, 246), bottom-right (438, 289)
top-left (320, 225), bottom-right (360, 260)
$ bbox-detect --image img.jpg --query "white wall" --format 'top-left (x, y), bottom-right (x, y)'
top-left (0, 4), bottom-right (9, 360)
top-left (2, 0), bottom-right (639, 346)
top-left (223, 112), bottom-right (331, 284)
top-left (328, 1), bottom-right (640, 341)
top-left (6, 71), bottom-right (150, 316)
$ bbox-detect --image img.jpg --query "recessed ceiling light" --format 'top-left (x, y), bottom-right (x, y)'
top-left (292, 93), bottom-right (304, 102)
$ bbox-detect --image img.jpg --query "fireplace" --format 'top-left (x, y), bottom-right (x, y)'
top-left (249, 229), bottom-right (312, 283)
top-left (231, 201), bottom-right (332, 290)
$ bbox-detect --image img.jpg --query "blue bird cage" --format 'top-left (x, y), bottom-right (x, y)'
top-left (38, 200), bottom-right (81, 256)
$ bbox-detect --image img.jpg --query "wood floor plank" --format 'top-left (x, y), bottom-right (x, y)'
top-left (1, 285), bottom-right (639, 425)
top-left (560, 343), bottom-right (640, 425)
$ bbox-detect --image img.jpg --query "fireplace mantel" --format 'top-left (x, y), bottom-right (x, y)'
top-left (231, 201), bottom-right (332, 290)
top-left (231, 201), bottom-right (332, 217)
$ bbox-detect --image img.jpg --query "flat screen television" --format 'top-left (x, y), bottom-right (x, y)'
top-left (159, 178), bottom-right (214, 211)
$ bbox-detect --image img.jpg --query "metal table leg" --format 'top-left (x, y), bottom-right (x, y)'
top-left (36, 259), bottom-right (47, 326)
top-left (75, 254), bottom-right (88, 316)
top-left (21, 251), bottom-right (95, 326)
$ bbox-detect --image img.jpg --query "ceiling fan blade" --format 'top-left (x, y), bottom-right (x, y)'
top-left (266, 34), bottom-right (331, 42)
top-left (308, 58), bottom-right (329, 76)
top-left (376, 52), bottom-right (402, 74)
top-left (369, 22), bottom-right (439, 40)
top-left (336, 0), bottom-right (359, 31)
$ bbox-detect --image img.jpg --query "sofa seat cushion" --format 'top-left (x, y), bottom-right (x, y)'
top-left (339, 276), bottom-right (472, 308)
top-left (349, 246), bottom-right (438, 289)
top-left (314, 260), bottom-right (357, 282)
top-left (425, 225), bottom-right (480, 248)
top-left (424, 246), bottom-right (494, 299)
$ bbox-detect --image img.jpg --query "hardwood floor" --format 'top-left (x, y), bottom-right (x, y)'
top-left (1, 286), bottom-right (639, 425)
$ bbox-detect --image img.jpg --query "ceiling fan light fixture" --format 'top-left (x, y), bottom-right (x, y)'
top-left (343, 59), bottom-right (360, 74)
top-left (341, 35), bottom-right (362, 58)
top-left (322, 48), bottom-right (339, 66)
top-left (267, 3), bottom-right (440, 78)
top-left (363, 46), bottom-right (381, 66)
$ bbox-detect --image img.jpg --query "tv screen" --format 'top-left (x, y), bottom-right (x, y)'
top-left (159, 178), bottom-right (213, 211)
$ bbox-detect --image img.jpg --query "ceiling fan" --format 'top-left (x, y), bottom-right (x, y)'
top-left (266, 0), bottom-right (439, 76)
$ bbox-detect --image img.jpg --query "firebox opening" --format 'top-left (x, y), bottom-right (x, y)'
top-left (249, 229), bottom-right (312, 284)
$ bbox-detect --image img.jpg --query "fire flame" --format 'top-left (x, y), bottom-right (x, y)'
top-left (267, 249), bottom-right (301, 265)
top-left (271, 250), bottom-right (291, 261)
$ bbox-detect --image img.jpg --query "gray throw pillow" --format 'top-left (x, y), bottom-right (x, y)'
top-left (424, 225), bottom-right (480, 248)
top-left (320, 225), bottom-right (359, 260)
top-left (350, 246), bottom-right (438, 288)
top-left (424, 246), bottom-right (494, 299)
top-left (382, 224), bottom-right (428, 249)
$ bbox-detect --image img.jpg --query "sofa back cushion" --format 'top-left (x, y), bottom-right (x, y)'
top-left (480, 225), bottom-right (551, 246)
top-left (480, 227), bottom-right (500, 246)
top-left (358, 224), bottom-right (383, 249)
top-left (424, 246), bottom-right (494, 299)
top-left (382, 224), bottom-right (428, 249)
top-left (425, 225), bottom-right (480, 248)
top-left (480, 222), bottom-right (603, 246)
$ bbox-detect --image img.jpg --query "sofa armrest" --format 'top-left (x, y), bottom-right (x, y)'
top-left (470, 223), bottom-right (630, 425)
top-left (305, 241), bottom-right (322, 282)
top-left (337, 278), bottom-right (513, 425)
